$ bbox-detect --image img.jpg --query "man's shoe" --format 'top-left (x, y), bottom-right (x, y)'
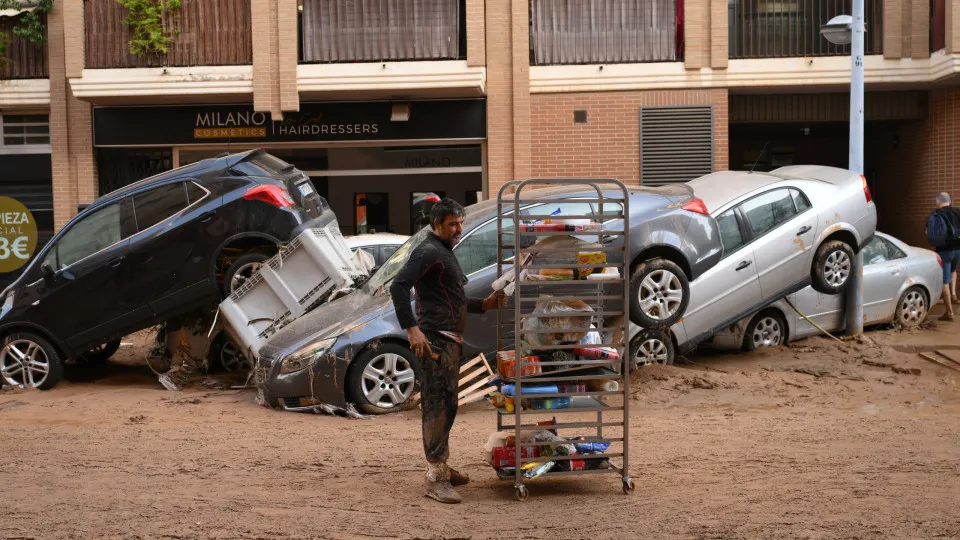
top-left (939, 312), bottom-right (955, 322)
top-left (448, 467), bottom-right (470, 486)
top-left (425, 479), bottom-right (462, 504)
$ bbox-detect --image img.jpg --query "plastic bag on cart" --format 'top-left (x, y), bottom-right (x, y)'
top-left (522, 297), bottom-right (595, 347)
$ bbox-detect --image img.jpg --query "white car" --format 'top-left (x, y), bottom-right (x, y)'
top-left (628, 164), bottom-right (878, 367)
top-left (630, 232), bottom-right (942, 365)
top-left (344, 233), bottom-right (409, 271)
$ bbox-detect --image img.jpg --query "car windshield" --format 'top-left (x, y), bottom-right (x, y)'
top-left (362, 227), bottom-right (432, 295)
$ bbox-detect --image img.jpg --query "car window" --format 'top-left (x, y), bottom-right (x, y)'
top-left (791, 188), bottom-right (811, 212)
top-left (133, 183), bottom-right (189, 231)
top-left (740, 189), bottom-right (799, 238)
top-left (716, 209), bottom-right (745, 255)
top-left (381, 244), bottom-right (399, 259)
top-left (363, 228), bottom-right (432, 294)
top-left (863, 237), bottom-right (906, 265)
top-left (51, 203), bottom-right (123, 269)
top-left (455, 218), bottom-right (514, 276)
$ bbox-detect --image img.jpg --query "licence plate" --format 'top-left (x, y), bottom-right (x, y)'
top-left (297, 183), bottom-right (315, 197)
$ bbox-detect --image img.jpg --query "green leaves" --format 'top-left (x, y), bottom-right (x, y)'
top-left (0, 0), bottom-right (53, 70)
top-left (115, 0), bottom-right (181, 56)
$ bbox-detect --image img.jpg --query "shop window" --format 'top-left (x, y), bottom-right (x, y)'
top-left (411, 191), bottom-right (444, 232)
top-left (355, 193), bottom-right (389, 234)
top-left (133, 183), bottom-right (190, 232)
top-left (1, 114), bottom-right (50, 147)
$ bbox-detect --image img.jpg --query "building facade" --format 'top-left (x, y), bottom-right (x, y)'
top-left (0, 0), bottom-right (959, 284)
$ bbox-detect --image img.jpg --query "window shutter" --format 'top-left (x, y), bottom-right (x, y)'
top-left (640, 106), bottom-right (714, 186)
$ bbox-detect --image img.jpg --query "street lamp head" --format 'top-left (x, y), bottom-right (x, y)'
top-left (820, 15), bottom-right (854, 45)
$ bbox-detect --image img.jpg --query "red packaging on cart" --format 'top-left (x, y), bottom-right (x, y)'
top-left (568, 459), bottom-right (586, 471)
top-left (491, 445), bottom-right (540, 468)
top-left (497, 351), bottom-right (542, 379)
top-left (573, 347), bottom-right (620, 360)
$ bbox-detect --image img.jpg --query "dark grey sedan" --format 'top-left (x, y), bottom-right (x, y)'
top-left (254, 183), bottom-right (723, 414)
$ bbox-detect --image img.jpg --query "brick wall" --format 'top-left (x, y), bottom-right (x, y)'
top-left (876, 88), bottom-right (960, 247)
top-left (886, 0), bottom-right (931, 59)
top-left (49, 0), bottom-right (97, 230)
top-left (252, 0), bottom-right (279, 116)
top-left (466, 0), bottom-right (485, 67)
top-left (530, 89), bottom-right (729, 186)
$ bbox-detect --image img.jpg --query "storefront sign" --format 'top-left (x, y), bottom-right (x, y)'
top-left (0, 197), bottom-right (38, 273)
top-left (93, 100), bottom-right (486, 147)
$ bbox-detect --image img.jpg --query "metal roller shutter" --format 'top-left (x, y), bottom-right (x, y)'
top-left (640, 106), bottom-right (714, 186)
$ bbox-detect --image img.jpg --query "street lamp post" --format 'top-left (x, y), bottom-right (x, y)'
top-left (821, 5), bottom-right (865, 337)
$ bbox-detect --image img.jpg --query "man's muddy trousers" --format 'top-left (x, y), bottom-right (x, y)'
top-left (420, 332), bottom-right (462, 464)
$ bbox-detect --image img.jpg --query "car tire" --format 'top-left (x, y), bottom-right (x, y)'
top-left (0, 332), bottom-right (64, 390)
top-left (811, 240), bottom-right (855, 295)
top-left (209, 333), bottom-right (252, 373)
top-left (630, 258), bottom-right (689, 329)
top-left (628, 329), bottom-right (675, 371)
top-left (223, 252), bottom-right (269, 297)
top-left (743, 309), bottom-right (787, 352)
top-left (895, 286), bottom-right (928, 328)
top-left (349, 343), bottom-right (422, 415)
top-left (78, 339), bottom-right (122, 365)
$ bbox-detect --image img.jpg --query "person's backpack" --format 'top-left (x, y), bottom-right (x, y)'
top-left (927, 211), bottom-right (955, 248)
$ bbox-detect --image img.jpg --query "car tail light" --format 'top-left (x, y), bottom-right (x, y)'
top-left (861, 175), bottom-right (873, 203)
top-left (937, 253), bottom-right (943, 268)
top-left (681, 198), bottom-right (709, 215)
top-left (244, 184), bottom-right (295, 207)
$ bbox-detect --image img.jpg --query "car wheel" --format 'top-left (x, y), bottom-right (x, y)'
top-left (210, 333), bottom-right (252, 373)
top-left (630, 259), bottom-right (689, 329)
top-left (744, 310), bottom-right (787, 352)
top-left (895, 286), bottom-right (928, 328)
top-left (812, 240), bottom-right (855, 295)
top-left (349, 343), bottom-right (421, 415)
top-left (628, 329), bottom-right (675, 371)
top-left (78, 339), bottom-right (122, 365)
top-left (223, 253), bottom-right (269, 297)
top-left (0, 332), bottom-right (64, 390)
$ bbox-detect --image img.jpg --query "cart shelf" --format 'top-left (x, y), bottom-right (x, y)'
top-left (495, 396), bottom-right (619, 415)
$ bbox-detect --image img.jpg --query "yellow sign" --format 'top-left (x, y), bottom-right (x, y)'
top-left (0, 196), bottom-right (37, 273)
top-left (193, 127), bottom-right (267, 139)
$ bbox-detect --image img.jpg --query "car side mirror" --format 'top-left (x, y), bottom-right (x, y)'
top-left (40, 262), bottom-right (55, 280)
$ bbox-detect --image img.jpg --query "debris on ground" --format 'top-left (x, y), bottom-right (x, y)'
top-left (127, 415), bottom-right (147, 425)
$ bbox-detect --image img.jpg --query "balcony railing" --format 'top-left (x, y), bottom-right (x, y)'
top-left (0, 15), bottom-right (48, 79)
top-left (85, 0), bottom-right (252, 69)
top-left (729, 0), bottom-right (883, 59)
top-left (530, 0), bottom-right (682, 65)
top-left (299, 0), bottom-right (466, 63)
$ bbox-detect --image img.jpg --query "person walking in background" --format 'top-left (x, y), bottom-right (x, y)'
top-left (926, 192), bottom-right (960, 321)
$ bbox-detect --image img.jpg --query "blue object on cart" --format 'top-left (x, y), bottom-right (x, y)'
top-left (501, 383), bottom-right (559, 397)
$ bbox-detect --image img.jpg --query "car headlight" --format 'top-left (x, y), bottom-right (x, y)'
top-left (279, 337), bottom-right (336, 374)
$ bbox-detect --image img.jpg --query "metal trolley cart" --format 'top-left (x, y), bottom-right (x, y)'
top-left (492, 178), bottom-right (633, 501)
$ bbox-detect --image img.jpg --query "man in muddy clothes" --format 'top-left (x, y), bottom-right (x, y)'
top-left (390, 198), bottom-right (505, 504)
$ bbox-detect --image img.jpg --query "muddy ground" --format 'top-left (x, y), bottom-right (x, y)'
top-left (2, 312), bottom-right (959, 539)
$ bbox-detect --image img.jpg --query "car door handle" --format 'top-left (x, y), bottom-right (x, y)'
top-left (107, 256), bottom-right (124, 268)
top-left (736, 260), bottom-right (752, 271)
top-left (796, 225), bottom-right (811, 236)
top-left (199, 210), bottom-right (216, 223)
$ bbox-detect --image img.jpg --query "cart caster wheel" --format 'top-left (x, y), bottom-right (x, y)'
top-left (622, 478), bottom-right (635, 495)
top-left (515, 486), bottom-right (529, 501)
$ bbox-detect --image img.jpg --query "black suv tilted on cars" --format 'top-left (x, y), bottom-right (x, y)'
top-left (0, 150), bottom-right (332, 390)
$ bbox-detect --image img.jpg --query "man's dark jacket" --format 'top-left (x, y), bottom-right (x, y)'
top-left (389, 232), bottom-right (484, 334)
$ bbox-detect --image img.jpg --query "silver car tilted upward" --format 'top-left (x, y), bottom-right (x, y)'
top-left (630, 164), bottom-right (878, 365)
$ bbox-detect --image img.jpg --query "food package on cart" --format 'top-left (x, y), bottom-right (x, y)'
top-left (521, 297), bottom-right (595, 347)
top-left (496, 350), bottom-right (543, 379)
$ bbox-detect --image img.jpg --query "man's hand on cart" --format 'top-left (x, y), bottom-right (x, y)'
top-left (482, 290), bottom-right (507, 311)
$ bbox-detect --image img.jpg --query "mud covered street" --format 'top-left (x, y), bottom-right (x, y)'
top-left (2, 320), bottom-right (959, 540)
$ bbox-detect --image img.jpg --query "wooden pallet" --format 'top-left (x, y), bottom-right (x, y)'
top-left (411, 353), bottom-right (498, 407)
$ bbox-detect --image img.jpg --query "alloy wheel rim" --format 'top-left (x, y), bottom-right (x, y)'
top-left (638, 269), bottom-right (683, 320)
top-left (899, 291), bottom-right (926, 326)
top-left (360, 353), bottom-right (417, 409)
top-left (230, 262), bottom-right (263, 292)
top-left (752, 317), bottom-right (782, 348)
top-left (220, 341), bottom-right (250, 372)
top-left (0, 339), bottom-right (50, 388)
top-left (633, 338), bottom-right (670, 369)
top-left (823, 251), bottom-right (851, 287)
